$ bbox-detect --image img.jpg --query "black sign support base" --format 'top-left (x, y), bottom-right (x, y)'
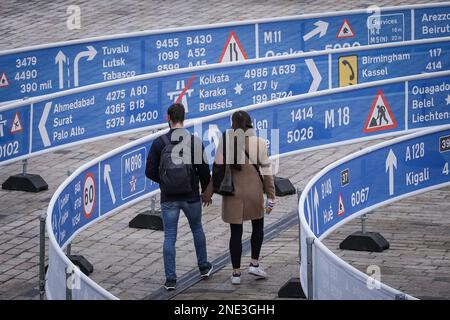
top-left (278, 277), bottom-right (306, 299)
top-left (274, 176), bottom-right (296, 197)
top-left (2, 173), bottom-right (48, 193)
top-left (129, 211), bottom-right (164, 231)
top-left (339, 231), bottom-right (389, 252)
top-left (68, 255), bottom-right (94, 276)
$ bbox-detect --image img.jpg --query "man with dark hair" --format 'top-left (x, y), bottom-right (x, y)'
top-left (145, 103), bottom-right (213, 291)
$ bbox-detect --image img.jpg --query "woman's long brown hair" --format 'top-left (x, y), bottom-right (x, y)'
top-left (228, 111), bottom-right (254, 170)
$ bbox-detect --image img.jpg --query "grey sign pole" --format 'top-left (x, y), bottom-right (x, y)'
top-left (66, 267), bottom-right (73, 300)
top-left (39, 213), bottom-right (46, 300)
top-left (66, 171), bottom-right (72, 257)
top-left (22, 159), bottom-right (27, 175)
top-left (297, 188), bottom-right (302, 261)
top-left (150, 196), bottom-right (156, 214)
top-left (361, 214), bottom-right (368, 234)
top-left (306, 236), bottom-right (315, 300)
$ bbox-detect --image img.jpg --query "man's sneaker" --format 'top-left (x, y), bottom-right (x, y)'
top-left (200, 265), bottom-right (214, 278)
top-left (164, 279), bottom-right (176, 291)
top-left (248, 263), bottom-right (267, 279)
top-left (231, 273), bottom-right (241, 285)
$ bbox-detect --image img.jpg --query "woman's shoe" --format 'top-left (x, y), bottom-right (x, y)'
top-left (231, 273), bottom-right (241, 285)
top-left (248, 263), bottom-right (267, 278)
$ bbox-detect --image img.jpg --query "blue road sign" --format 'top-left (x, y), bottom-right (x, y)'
top-left (2, 39), bottom-right (450, 166)
top-left (98, 143), bottom-right (159, 220)
top-left (408, 76), bottom-right (450, 129)
top-left (0, 3), bottom-right (449, 102)
top-left (50, 70), bottom-right (450, 247)
top-left (52, 165), bottom-right (100, 246)
top-left (303, 126), bottom-right (450, 238)
top-left (414, 6), bottom-right (450, 40)
top-left (0, 105), bottom-right (30, 162)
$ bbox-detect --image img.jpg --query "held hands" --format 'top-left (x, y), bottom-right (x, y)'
top-left (201, 182), bottom-right (214, 207)
top-left (201, 193), bottom-right (212, 207)
top-left (265, 198), bottom-right (275, 214)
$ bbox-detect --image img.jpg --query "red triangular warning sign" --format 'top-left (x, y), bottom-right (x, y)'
top-left (0, 72), bottom-right (9, 88)
top-left (363, 89), bottom-right (397, 133)
top-left (337, 19), bottom-right (355, 38)
top-left (218, 31), bottom-right (248, 63)
top-left (10, 112), bottom-right (23, 134)
top-left (338, 193), bottom-right (346, 216)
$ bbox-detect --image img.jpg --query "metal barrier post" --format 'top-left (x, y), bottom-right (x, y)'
top-left (306, 236), bottom-right (315, 300)
top-left (297, 188), bottom-right (302, 260)
top-left (340, 210), bottom-right (389, 252)
top-left (22, 159), bottom-right (28, 175)
top-left (39, 214), bottom-right (46, 300)
top-left (66, 171), bottom-right (72, 257)
top-left (66, 267), bottom-right (73, 300)
top-left (277, 188), bottom-right (305, 299)
top-left (361, 214), bottom-right (367, 234)
top-left (150, 196), bottom-right (156, 214)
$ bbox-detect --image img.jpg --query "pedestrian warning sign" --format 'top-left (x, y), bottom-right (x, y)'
top-left (337, 19), bottom-right (355, 38)
top-left (363, 89), bottom-right (397, 133)
top-left (0, 72), bottom-right (9, 88)
top-left (338, 55), bottom-right (358, 87)
top-left (338, 193), bottom-right (345, 216)
top-left (10, 112), bottom-right (23, 134)
top-left (218, 31), bottom-right (248, 63)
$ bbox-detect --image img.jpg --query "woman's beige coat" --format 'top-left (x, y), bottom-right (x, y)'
top-left (214, 133), bottom-right (275, 224)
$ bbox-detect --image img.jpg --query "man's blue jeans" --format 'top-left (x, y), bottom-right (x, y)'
top-left (160, 201), bottom-right (211, 281)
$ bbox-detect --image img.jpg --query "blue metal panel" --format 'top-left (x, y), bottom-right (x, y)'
top-left (414, 7), bottom-right (450, 40)
top-left (1, 3), bottom-right (449, 102)
top-left (53, 165), bottom-right (100, 247)
top-left (99, 143), bottom-right (159, 215)
top-left (305, 128), bottom-right (450, 238)
top-left (0, 106), bottom-right (30, 162)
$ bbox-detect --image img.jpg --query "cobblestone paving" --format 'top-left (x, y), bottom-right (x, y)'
top-left (0, 0), bottom-right (448, 300)
top-left (176, 188), bottom-right (450, 300)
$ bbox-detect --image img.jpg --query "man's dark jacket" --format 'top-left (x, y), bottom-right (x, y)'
top-left (145, 128), bottom-right (211, 203)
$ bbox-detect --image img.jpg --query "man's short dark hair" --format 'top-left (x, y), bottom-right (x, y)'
top-left (167, 103), bottom-right (185, 124)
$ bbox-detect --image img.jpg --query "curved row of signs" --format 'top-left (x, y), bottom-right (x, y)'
top-left (298, 124), bottom-right (450, 299)
top-left (46, 70), bottom-right (450, 299)
top-left (0, 3), bottom-right (449, 103)
top-left (1, 37), bottom-right (450, 166)
top-left (49, 70), bottom-right (450, 247)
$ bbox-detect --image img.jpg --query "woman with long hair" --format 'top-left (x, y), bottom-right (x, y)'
top-left (205, 110), bottom-right (276, 284)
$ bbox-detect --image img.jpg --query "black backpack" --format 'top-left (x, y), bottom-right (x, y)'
top-left (159, 133), bottom-right (194, 195)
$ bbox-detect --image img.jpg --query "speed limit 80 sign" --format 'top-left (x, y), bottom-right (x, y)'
top-left (83, 172), bottom-right (96, 219)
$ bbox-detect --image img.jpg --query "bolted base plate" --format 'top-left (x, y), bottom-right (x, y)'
top-left (274, 176), bottom-right (296, 197)
top-left (2, 174), bottom-right (48, 193)
top-left (339, 231), bottom-right (390, 252)
top-left (278, 277), bottom-right (306, 299)
top-left (68, 255), bottom-right (94, 276)
top-left (129, 211), bottom-right (164, 231)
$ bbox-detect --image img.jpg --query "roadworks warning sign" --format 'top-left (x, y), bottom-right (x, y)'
top-left (363, 89), bottom-right (397, 133)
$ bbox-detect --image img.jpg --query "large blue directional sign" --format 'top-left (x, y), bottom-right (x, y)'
top-left (302, 126), bottom-right (450, 238)
top-left (51, 140), bottom-right (161, 247)
top-left (50, 70), bottom-right (450, 247)
top-left (0, 3), bottom-right (449, 102)
top-left (2, 38), bottom-right (450, 166)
